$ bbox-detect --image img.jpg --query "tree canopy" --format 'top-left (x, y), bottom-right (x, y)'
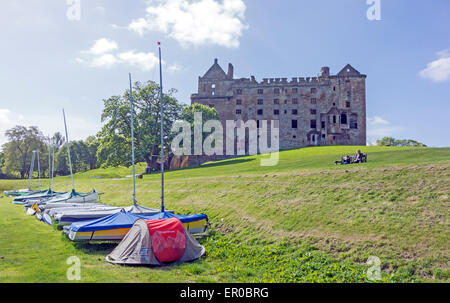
top-left (96, 80), bottom-right (185, 172)
top-left (376, 137), bottom-right (427, 147)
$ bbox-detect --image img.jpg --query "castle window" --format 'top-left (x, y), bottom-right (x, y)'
top-left (310, 120), bottom-right (317, 129)
top-left (236, 99), bottom-right (242, 105)
top-left (292, 98), bottom-right (298, 104)
top-left (292, 109), bottom-right (298, 115)
top-left (257, 99), bottom-right (263, 105)
top-left (257, 109), bottom-right (263, 115)
top-left (274, 109), bottom-right (280, 115)
top-left (257, 120), bottom-right (260, 128)
top-left (310, 109), bottom-right (317, 115)
top-left (333, 86), bottom-right (336, 91)
top-left (346, 101), bottom-right (351, 108)
top-left (292, 88), bottom-right (298, 93)
top-left (333, 116), bottom-right (337, 124)
top-left (236, 89), bottom-right (242, 95)
top-left (341, 114), bottom-right (347, 124)
top-left (258, 89), bottom-right (264, 94)
top-left (211, 91), bottom-right (215, 96)
top-left (274, 88), bottom-right (280, 94)
top-left (333, 102), bottom-right (336, 106)
top-left (322, 134), bottom-right (326, 138)
top-left (236, 109), bottom-right (242, 115)
top-left (311, 98), bottom-right (317, 104)
top-left (291, 120), bottom-right (298, 129)
top-left (284, 100), bottom-right (288, 104)
top-left (311, 88), bottom-right (317, 94)
top-left (274, 99), bottom-right (279, 105)
top-left (209, 104), bottom-right (214, 108)
top-left (350, 114), bottom-right (358, 129)
top-left (211, 84), bottom-right (216, 89)
top-left (347, 91), bottom-right (351, 98)
top-left (321, 121), bottom-right (326, 129)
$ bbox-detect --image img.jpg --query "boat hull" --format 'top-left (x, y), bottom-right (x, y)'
top-left (67, 219), bottom-right (208, 242)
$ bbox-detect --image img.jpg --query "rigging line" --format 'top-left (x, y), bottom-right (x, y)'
top-left (62, 109), bottom-right (75, 190)
top-left (51, 144), bottom-right (55, 191)
top-left (28, 151), bottom-right (35, 189)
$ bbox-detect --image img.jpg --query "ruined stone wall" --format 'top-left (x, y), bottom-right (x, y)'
top-left (191, 60), bottom-right (367, 159)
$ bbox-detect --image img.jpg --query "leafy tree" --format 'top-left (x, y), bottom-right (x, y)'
top-left (178, 104), bottom-right (220, 165)
top-left (55, 146), bottom-right (69, 176)
top-left (51, 132), bottom-right (65, 150)
top-left (2, 126), bottom-right (49, 179)
top-left (85, 136), bottom-right (99, 170)
top-left (376, 137), bottom-right (427, 147)
top-left (96, 80), bottom-right (185, 173)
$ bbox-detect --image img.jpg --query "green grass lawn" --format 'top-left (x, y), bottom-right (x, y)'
top-left (0, 145), bottom-right (449, 282)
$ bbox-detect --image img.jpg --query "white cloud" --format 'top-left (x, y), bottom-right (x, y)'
top-left (0, 109), bottom-right (11, 124)
top-left (83, 38), bottom-right (118, 55)
top-left (90, 53), bottom-right (118, 69)
top-left (367, 116), bottom-right (405, 139)
top-left (117, 51), bottom-right (159, 71)
top-left (128, 0), bottom-right (248, 48)
top-left (419, 48), bottom-right (450, 82)
top-left (77, 39), bottom-right (162, 71)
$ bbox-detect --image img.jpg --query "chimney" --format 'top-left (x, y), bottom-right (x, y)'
top-left (214, 58), bottom-right (218, 64)
top-left (227, 63), bottom-right (234, 79)
top-left (320, 66), bottom-right (330, 77)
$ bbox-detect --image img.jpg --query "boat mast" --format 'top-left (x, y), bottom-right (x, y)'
top-left (51, 144), bottom-right (55, 191)
top-left (48, 143), bottom-right (51, 190)
top-left (28, 151), bottom-right (35, 189)
top-left (158, 42), bottom-right (165, 213)
top-left (37, 150), bottom-right (41, 190)
top-left (128, 73), bottom-right (137, 206)
top-left (62, 109), bottom-right (75, 190)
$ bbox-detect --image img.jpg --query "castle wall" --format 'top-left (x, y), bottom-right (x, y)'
top-left (191, 60), bottom-right (367, 157)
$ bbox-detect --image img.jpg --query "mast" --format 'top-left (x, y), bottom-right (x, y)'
top-left (158, 42), bottom-right (165, 213)
top-left (62, 109), bottom-right (75, 190)
top-left (51, 144), bottom-right (55, 191)
top-left (128, 73), bottom-right (137, 206)
top-left (36, 150), bottom-right (41, 191)
top-left (28, 151), bottom-right (35, 189)
top-left (48, 143), bottom-right (51, 190)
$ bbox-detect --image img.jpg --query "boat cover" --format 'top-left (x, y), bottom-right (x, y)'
top-left (69, 211), bottom-right (208, 233)
top-left (105, 218), bottom-right (205, 265)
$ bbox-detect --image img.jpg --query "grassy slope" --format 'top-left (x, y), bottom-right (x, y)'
top-left (0, 146), bottom-right (449, 282)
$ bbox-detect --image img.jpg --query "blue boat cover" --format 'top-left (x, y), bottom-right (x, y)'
top-left (70, 211), bottom-right (208, 232)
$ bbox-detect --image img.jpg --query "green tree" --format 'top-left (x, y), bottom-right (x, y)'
top-left (178, 104), bottom-right (220, 165)
top-left (376, 137), bottom-right (427, 147)
top-left (55, 146), bottom-right (69, 176)
top-left (2, 126), bottom-right (49, 179)
top-left (96, 80), bottom-right (185, 173)
top-left (85, 136), bottom-right (99, 170)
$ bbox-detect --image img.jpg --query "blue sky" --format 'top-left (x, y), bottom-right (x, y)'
top-left (0, 0), bottom-right (449, 147)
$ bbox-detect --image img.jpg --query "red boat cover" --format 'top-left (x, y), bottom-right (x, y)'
top-left (145, 217), bottom-right (186, 263)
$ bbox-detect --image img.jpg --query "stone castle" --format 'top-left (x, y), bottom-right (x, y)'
top-left (191, 59), bottom-right (366, 154)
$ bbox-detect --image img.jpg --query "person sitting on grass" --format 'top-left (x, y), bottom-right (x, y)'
top-left (353, 149), bottom-right (363, 163)
top-left (335, 155), bottom-right (351, 165)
